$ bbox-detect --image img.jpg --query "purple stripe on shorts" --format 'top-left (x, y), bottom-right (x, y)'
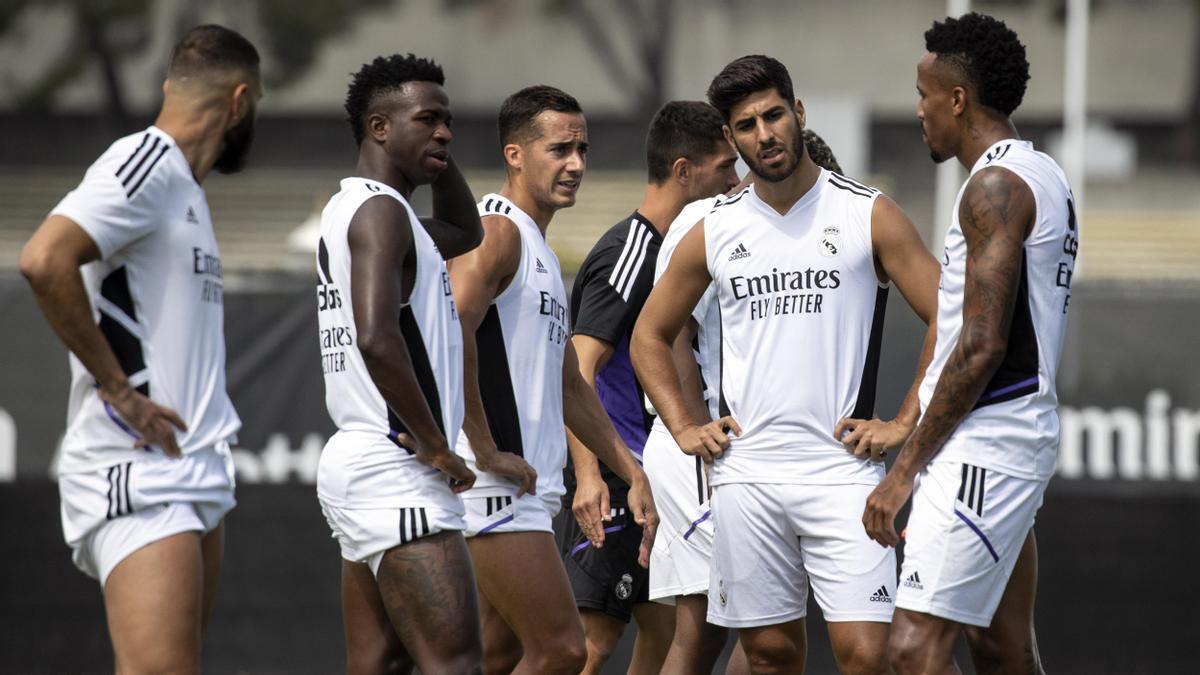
top-left (954, 509), bottom-right (1000, 562)
top-left (570, 523), bottom-right (627, 556)
top-left (478, 513), bottom-right (515, 535)
top-left (979, 376), bottom-right (1038, 402)
top-left (682, 510), bottom-right (711, 541)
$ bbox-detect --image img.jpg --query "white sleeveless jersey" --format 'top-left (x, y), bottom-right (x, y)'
top-left (648, 196), bottom-right (723, 430)
top-left (704, 171), bottom-right (890, 486)
top-left (316, 178), bottom-right (465, 501)
top-left (455, 194), bottom-right (569, 499)
top-left (50, 126), bottom-right (241, 474)
top-left (919, 140), bottom-right (1078, 480)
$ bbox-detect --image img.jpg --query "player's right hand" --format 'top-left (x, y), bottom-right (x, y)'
top-left (400, 433), bottom-right (477, 493)
top-left (98, 384), bottom-right (187, 458)
top-left (572, 474), bottom-right (611, 549)
top-left (674, 417), bottom-right (741, 463)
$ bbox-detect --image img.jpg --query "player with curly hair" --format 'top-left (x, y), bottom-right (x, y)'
top-left (862, 13), bottom-right (1077, 673)
top-left (314, 53), bottom-right (488, 674)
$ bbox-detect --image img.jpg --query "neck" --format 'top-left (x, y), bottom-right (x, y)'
top-left (637, 182), bottom-right (687, 237)
top-left (752, 155), bottom-right (822, 215)
top-left (154, 97), bottom-right (227, 184)
top-left (500, 177), bottom-right (553, 236)
top-left (957, 113), bottom-right (1020, 169)
top-left (355, 147), bottom-right (416, 199)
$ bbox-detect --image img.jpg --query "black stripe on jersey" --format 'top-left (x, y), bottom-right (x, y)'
top-left (827, 175), bottom-right (874, 199)
top-left (829, 172), bottom-right (877, 194)
top-left (973, 251), bottom-right (1039, 410)
top-left (99, 267), bottom-right (148, 389)
top-left (475, 306), bottom-right (525, 457)
top-left (977, 468), bottom-right (986, 516)
top-left (985, 143), bottom-right (1013, 164)
top-left (849, 287), bottom-right (889, 419)
top-left (711, 187), bottom-right (750, 210)
top-left (967, 465), bottom-right (978, 510)
top-left (695, 456), bottom-right (705, 506)
top-left (116, 133), bottom-right (151, 178)
top-left (399, 306), bottom-right (446, 435)
top-left (119, 136), bottom-right (161, 186)
top-left (126, 144), bottom-right (169, 198)
top-left (485, 198), bottom-right (495, 212)
top-left (957, 464), bottom-right (969, 502)
top-left (317, 238), bottom-right (333, 284)
top-left (716, 306), bottom-right (730, 418)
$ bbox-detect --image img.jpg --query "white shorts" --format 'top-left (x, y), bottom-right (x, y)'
top-left (59, 443), bottom-right (236, 586)
top-left (320, 502), bottom-right (466, 576)
top-left (896, 460), bottom-right (1047, 627)
top-left (707, 482), bottom-right (896, 628)
top-left (644, 426), bottom-right (713, 601)
top-left (464, 491), bottom-right (562, 537)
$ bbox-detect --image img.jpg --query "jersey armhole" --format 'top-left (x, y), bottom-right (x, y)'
top-left (488, 215), bottom-right (525, 306)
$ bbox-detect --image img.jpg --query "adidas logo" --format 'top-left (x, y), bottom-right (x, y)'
top-left (728, 243), bottom-right (751, 261)
top-left (185, 206), bottom-right (199, 224)
top-left (903, 571), bottom-right (923, 590)
top-left (869, 586), bottom-right (893, 603)
top-left (535, 258), bottom-right (548, 273)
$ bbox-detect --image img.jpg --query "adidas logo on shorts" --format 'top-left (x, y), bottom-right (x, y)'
top-left (903, 571), bottom-right (924, 590)
top-left (869, 585), bottom-right (893, 603)
top-left (728, 243), bottom-right (751, 261)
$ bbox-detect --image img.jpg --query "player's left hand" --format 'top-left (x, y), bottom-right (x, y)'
top-left (835, 416), bottom-right (913, 462)
top-left (862, 472), bottom-right (913, 548)
top-left (626, 471), bottom-right (659, 568)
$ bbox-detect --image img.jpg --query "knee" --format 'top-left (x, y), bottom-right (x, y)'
top-left (965, 627), bottom-right (1040, 674)
top-left (116, 648), bottom-right (200, 675)
top-left (482, 644), bottom-right (522, 675)
top-left (887, 630), bottom-right (939, 675)
top-left (527, 635), bottom-right (587, 675)
top-left (743, 637), bottom-right (803, 674)
top-left (833, 636), bottom-right (888, 675)
top-left (346, 649), bottom-right (411, 675)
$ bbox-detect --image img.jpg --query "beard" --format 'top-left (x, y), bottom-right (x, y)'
top-left (738, 121), bottom-right (805, 183)
top-left (213, 113), bottom-right (256, 175)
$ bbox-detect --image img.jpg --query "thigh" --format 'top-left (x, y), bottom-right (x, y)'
top-left (474, 580), bottom-right (523, 675)
top-left (376, 530), bottom-right (482, 671)
top-left (795, 484), bottom-right (896, 624)
top-left (896, 462), bottom-right (1046, 628)
top-left (342, 559), bottom-right (412, 675)
top-left (200, 518), bottom-right (225, 631)
top-left (105, 530), bottom-right (204, 674)
top-left (738, 617), bottom-right (807, 672)
top-left (470, 530), bottom-right (584, 651)
top-left (707, 483), bottom-right (806, 629)
top-left (964, 530), bottom-right (1043, 673)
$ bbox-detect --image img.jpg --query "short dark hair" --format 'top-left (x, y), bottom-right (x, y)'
top-left (168, 25), bottom-right (259, 80)
top-left (344, 54), bottom-right (445, 146)
top-left (802, 128), bottom-right (842, 174)
top-left (498, 85), bottom-right (582, 146)
top-left (645, 101), bottom-right (727, 183)
top-left (925, 13), bottom-right (1029, 117)
top-left (707, 55), bottom-right (795, 122)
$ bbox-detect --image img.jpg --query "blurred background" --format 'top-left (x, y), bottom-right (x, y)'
top-left (0, 0), bottom-right (1197, 672)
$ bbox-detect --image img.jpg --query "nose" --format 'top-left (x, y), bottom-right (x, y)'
top-left (434, 122), bottom-right (452, 144)
top-left (566, 149), bottom-right (585, 174)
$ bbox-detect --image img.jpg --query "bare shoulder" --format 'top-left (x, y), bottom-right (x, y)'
top-left (959, 166), bottom-right (1035, 238)
top-left (347, 194), bottom-right (412, 254)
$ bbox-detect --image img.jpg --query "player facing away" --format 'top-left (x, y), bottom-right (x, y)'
top-left (560, 100), bottom-right (738, 675)
top-left (314, 54), bottom-right (486, 674)
top-left (863, 14), bottom-right (1077, 674)
top-left (632, 54), bottom-right (941, 674)
top-left (18, 25), bottom-right (259, 674)
top-left (447, 85), bottom-right (659, 675)
top-left (645, 127), bottom-right (847, 675)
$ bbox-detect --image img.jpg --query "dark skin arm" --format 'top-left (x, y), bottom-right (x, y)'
top-left (562, 339), bottom-right (659, 566)
top-left (863, 166), bottom-right (1036, 546)
top-left (836, 195), bottom-right (940, 460)
top-left (419, 156), bottom-right (484, 260)
top-left (444, 214), bottom-right (538, 494)
top-left (631, 221), bottom-right (741, 464)
top-left (349, 195), bottom-right (474, 491)
top-left (19, 216), bottom-right (186, 456)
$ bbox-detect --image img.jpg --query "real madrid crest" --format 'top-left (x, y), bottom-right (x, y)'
top-left (820, 225), bottom-right (841, 257)
top-left (718, 579), bottom-right (728, 606)
top-left (615, 573), bottom-right (633, 600)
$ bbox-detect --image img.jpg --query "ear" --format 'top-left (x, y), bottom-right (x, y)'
top-left (229, 82), bottom-right (252, 122)
top-left (161, 79), bottom-right (170, 97)
top-left (672, 156), bottom-right (691, 184)
top-left (793, 98), bottom-right (806, 129)
top-left (502, 142), bottom-right (522, 171)
top-left (951, 86), bottom-right (968, 117)
top-left (366, 110), bottom-right (390, 143)
top-left (722, 124), bottom-right (734, 146)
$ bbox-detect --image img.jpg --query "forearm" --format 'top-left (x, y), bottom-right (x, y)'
top-left (672, 325), bottom-right (711, 424)
top-left (894, 321), bottom-right (937, 428)
top-left (27, 262), bottom-right (130, 396)
top-left (458, 325), bottom-right (496, 452)
top-left (566, 427), bottom-right (603, 482)
top-left (563, 376), bottom-right (642, 485)
top-left (426, 158), bottom-right (482, 257)
top-left (631, 330), bottom-right (697, 437)
top-left (893, 344), bottom-right (1002, 479)
top-left (360, 334), bottom-right (448, 448)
